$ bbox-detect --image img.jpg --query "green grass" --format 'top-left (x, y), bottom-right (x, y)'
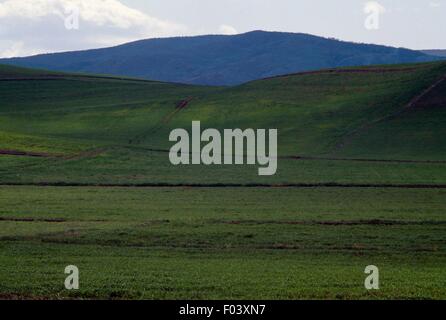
top-left (0, 186), bottom-right (445, 299)
top-left (1, 149), bottom-right (446, 186)
top-left (0, 62), bottom-right (445, 299)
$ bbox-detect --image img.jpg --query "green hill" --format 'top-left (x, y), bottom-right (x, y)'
top-left (1, 61), bottom-right (446, 185)
top-left (1, 62), bottom-right (446, 300)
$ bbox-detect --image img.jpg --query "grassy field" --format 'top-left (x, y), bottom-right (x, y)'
top-left (1, 186), bottom-right (445, 299)
top-left (0, 62), bottom-right (445, 299)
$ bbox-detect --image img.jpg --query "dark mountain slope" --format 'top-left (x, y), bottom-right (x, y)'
top-left (422, 50), bottom-right (446, 57)
top-left (0, 31), bottom-right (441, 85)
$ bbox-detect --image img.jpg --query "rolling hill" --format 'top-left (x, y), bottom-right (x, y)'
top-left (0, 31), bottom-right (442, 86)
top-left (0, 61), bottom-right (445, 185)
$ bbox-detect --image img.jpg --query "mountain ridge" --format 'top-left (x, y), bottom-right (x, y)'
top-left (0, 30), bottom-right (442, 86)
top-left (422, 49), bottom-right (446, 57)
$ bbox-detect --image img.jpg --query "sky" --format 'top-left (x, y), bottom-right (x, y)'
top-left (0, 0), bottom-right (445, 58)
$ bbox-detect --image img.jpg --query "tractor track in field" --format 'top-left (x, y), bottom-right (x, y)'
top-left (0, 217), bottom-right (66, 223)
top-left (63, 148), bottom-right (106, 160)
top-left (129, 97), bottom-right (194, 145)
top-left (159, 97), bottom-right (194, 125)
top-left (0, 148), bottom-right (106, 159)
top-left (3, 144), bottom-right (445, 165)
top-left (286, 155), bottom-right (446, 164)
top-left (1, 182), bottom-right (446, 189)
top-left (220, 219), bottom-right (446, 226)
top-left (333, 72), bottom-right (446, 152)
top-left (0, 149), bottom-right (60, 158)
top-left (125, 146), bottom-right (446, 164)
top-left (0, 293), bottom-right (54, 300)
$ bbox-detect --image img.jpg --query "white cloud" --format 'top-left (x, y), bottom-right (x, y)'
top-left (0, 42), bottom-right (33, 58)
top-left (219, 24), bottom-right (238, 35)
top-left (0, 0), bottom-right (188, 58)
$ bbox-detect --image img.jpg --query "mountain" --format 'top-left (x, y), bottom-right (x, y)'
top-left (422, 50), bottom-right (446, 57)
top-left (0, 31), bottom-right (442, 86)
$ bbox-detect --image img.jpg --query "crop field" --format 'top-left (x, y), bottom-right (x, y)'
top-left (0, 62), bottom-right (445, 299)
top-left (1, 186), bottom-right (445, 299)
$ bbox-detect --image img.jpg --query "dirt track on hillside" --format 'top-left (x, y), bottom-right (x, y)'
top-left (128, 97), bottom-right (194, 145)
top-left (287, 155), bottom-right (446, 164)
top-left (0, 217), bottom-right (66, 223)
top-left (0, 149), bottom-right (56, 158)
top-left (222, 219), bottom-right (446, 226)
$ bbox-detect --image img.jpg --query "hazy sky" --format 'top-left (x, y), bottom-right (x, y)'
top-left (0, 0), bottom-right (445, 58)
